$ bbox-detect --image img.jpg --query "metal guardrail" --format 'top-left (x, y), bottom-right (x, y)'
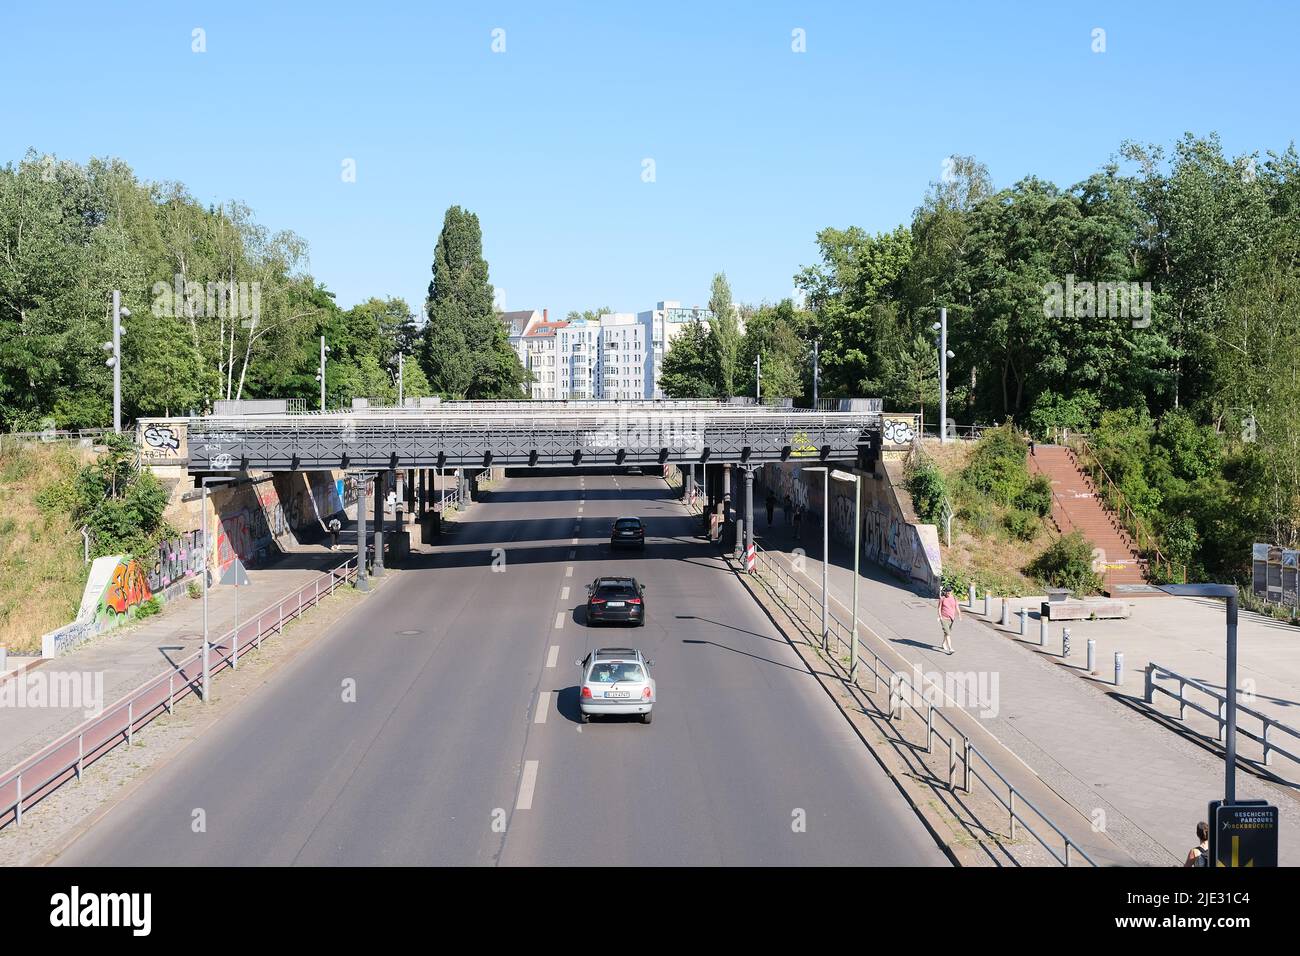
top-left (0, 556), bottom-right (359, 830)
top-left (1144, 662), bottom-right (1300, 774)
top-left (745, 541), bottom-right (1096, 866)
top-left (0, 428), bottom-right (110, 453)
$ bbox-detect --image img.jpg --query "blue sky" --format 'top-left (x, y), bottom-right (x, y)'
top-left (5, 1), bottom-right (1298, 319)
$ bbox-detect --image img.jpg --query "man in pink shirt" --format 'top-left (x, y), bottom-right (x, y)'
top-left (938, 587), bottom-right (961, 654)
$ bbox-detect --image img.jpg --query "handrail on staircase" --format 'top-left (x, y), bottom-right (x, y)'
top-left (1060, 432), bottom-right (1187, 584)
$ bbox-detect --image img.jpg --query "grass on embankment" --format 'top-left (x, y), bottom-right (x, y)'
top-left (0, 443), bottom-right (93, 655)
top-left (915, 438), bottom-right (1053, 598)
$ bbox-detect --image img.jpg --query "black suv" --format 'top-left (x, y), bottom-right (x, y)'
top-left (586, 576), bottom-right (647, 627)
top-left (610, 516), bottom-right (646, 550)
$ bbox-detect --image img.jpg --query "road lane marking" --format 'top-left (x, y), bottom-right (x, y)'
top-left (554, 612), bottom-right (565, 629)
top-left (561, 586), bottom-right (570, 600)
top-left (571, 538), bottom-right (578, 545)
top-left (546, 645), bottom-right (559, 668)
top-left (568, 550), bottom-right (575, 559)
top-left (516, 760), bottom-right (539, 810)
top-left (565, 566), bottom-right (573, 577)
top-left (534, 692), bottom-right (551, 724)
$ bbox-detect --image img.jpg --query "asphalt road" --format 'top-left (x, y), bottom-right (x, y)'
top-left (55, 471), bottom-right (948, 866)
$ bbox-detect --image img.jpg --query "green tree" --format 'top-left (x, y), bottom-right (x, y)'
top-left (708, 272), bottom-right (741, 396)
top-left (419, 206), bottom-right (527, 399)
top-left (660, 316), bottom-right (722, 398)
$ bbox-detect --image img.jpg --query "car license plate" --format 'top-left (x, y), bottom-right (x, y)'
top-left (608, 601), bottom-right (625, 607)
top-left (606, 690), bottom-right (630, 698)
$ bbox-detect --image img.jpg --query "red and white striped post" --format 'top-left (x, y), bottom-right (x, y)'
top-left (745, 541), bottom-right (757, 573)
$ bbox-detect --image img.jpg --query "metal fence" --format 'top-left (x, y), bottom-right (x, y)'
top-left (1145, 662), bottom-right (1300, 776)
top-left (745, 541), bottom-right (1096, 866)
top-left (0, 428), bottom-right (109, 454)
top-left (0, 556), bottom-right (359, 830)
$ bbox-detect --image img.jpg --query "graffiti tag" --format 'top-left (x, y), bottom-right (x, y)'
top-left (143, 424), bottom-right (180, 451)
top-left (102, 559), bottom-right (153, 616)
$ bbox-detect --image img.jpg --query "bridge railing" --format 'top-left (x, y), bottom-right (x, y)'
top-left (1144, 662), bottom-right (1300, 778)
top-left (744, 540), bottom-right (1097, 866)
top-left (0, 556), bottom-right (358, 831)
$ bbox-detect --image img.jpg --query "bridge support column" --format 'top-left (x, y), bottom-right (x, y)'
top-left (744, 465), bottom-right (755, 569)
top-left (406, 468), bottom-right (415, 514)
top-left (355, 473), bottom-right (369, 592)
top-left (394, 468), bottom-right (404, 529)
top-left (684, 467), bottom-right (693, 504)
top-left (373, 470), bottom-right (386, 577)
top-left (418, 468), bottom-right (426, 514)
top-left (723, 464), bottom-right (732, 522)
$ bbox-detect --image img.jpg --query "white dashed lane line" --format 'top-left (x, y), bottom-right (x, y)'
top-left (546, 645), bottom-right (559, 668)
top-left (565, 566), bottom-right (573, 577)
top-left (534, 692), bottom-right (551, 724)
top-left (568, 550), bottom-right (576, 559)
top-left (561, 586), bottom-right (570, 600)
top-left (516, 760), bottom-right (539, 810)
top-left (554, 612), bottom-right (565, 630)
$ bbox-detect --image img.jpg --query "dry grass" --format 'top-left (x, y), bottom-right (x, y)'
top-left (917, 438), bottom-right (1051, 597)
top-left (0, 442), bottom-right (94, 654)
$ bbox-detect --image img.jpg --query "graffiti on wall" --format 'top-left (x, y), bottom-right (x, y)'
top-left (98, 558), bottom-right (153, 621)
top-left (214, 471), bottom-right (353, 575)
top-left (148, 530), bottom-right (205, 593)
top-left (882, 415), bottom-right (920, 449)
top-left (138, 418), bottom-right (188, 461)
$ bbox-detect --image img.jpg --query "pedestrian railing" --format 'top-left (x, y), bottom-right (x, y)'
top-left (0, 556), bottom-right (359, 831)
top-left (745, 541), bottom-right (1097, 866)
top-left (1144, 662), bottom-right (1300, 776)
top-left (0, 428), bottom-right (109, 454)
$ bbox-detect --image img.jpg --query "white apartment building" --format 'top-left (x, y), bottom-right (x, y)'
top-left (502, 301), bottom-right (713, 401)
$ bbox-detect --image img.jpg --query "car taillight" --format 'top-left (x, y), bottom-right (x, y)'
top-left (582, 686), bottom-right (592, 699)
top-left (642, 687), bottom-right (652, 699)
top-left (627, 597), bottom-right (641, 604)
top-left (590, 598), bottom-right (606, 605)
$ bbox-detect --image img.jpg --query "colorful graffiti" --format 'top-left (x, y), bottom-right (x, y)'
top-left (213, 471), bottom-right (354, 575)
top-left (147, 530), bottom-right (205, 592)
top-left (100, 558), bottom-right (153, 617)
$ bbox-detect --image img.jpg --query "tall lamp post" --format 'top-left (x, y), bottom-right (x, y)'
top-left (103, 292), bottom-right (129, 433)
top-left (200, 474), bottom-right (237, 703)
top-left (932, 308), bottom-right (954, 443)
top-left (755, 353), bottom-right (762, 403)
top-left (316, 336), bottom-right (331, 411)
top-left (803, 466), bottom-right (831, 650)
top-left (831, 468), bottom-right (861, 679)
top-left (1160, 583), bottom-right (1240, 802)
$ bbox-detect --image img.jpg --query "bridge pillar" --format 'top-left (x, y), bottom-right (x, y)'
top-left (684, 467), bottom-right (694, 503)
top-left (394, 468), bottom-right (404, 530)
top-left (744, 465), bottom-right (755, 565)
top-left (355, 473), bottom-right (369, 592)
top-left (373, 470), bottom-right (386, 577)
top-left (723, 464), bottom-right (732, 522)
top-left (418, 468), bottom-right (426, 514)
top-left (406, 468), bottom-right (415, 514)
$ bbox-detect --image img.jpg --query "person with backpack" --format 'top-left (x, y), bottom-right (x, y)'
top-left (1184, 821), bottom-right (1210, 867)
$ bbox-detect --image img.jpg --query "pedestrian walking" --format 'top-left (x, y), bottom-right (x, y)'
top-left (783, 494), bottom-right (792, 525)
top-left (765, 492), bottom-right (776, 526)
top-left (327, 516), bottom-right (342, 550)
top-left (938, 586), bottom-right (961, 654)
top-left (1184, 822), bottom-right (1210, 867)
top-left (792, 505), bottom-right (802, 540)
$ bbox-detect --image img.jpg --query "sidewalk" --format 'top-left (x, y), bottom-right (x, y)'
top-left (0, 523), bottom-right (357, 776)
top-left (746, 505), bottom-right (1300, 866)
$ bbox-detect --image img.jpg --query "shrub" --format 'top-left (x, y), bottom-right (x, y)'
top-left (1016, 474), bottom-right (1053, 518)
top-left (957, 500), bottom-right (997, 537)
top-left (135, 597), bottom-right (162, 619)
top-left (186, 581), bottom-right (202, 600)
top-left (1028, 531), bottom-right (1103, 594)
top-left (1003, 508), bottom-right (1039, 542)
top-left (961, 424), bottom-right (1030, 506)
top-left (906, 457), bottom-right (949, 523)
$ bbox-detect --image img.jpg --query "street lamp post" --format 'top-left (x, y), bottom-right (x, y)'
top-left (1160, 583), bottom-right (1240, 802)
top-left (932, 308), bottom-right (954, 443)
top-left (316, 336), bottom-right (331, 411)
top-left (804, 466), bottom-right (831, 650)
top-left (755, 353), bottom-right (761, 403)
top-left (103, 291), bottom-right (130, 433)
top-left (831, 468), bottom-right (861, 679)
top-left (812, 340), bottom-right (820, 407)
top-left (398, 352), bottom-right (404, 406)
top-left (200, 474), bottom-right (236, 703)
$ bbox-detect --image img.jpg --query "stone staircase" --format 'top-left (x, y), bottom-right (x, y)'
top-left (1028, 444), bottom-right (1153, 596)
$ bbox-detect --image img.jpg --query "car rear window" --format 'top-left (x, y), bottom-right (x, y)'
top-left (615, 519), bottom-right (642, 529)
top-left (596, 584), bottom-right (638, 599)
top-left (589, 662), bottom-right (645, 683)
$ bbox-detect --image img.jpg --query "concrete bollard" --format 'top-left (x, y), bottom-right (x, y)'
top-left (1086, 638), bottom-right (1096, 673)
top-left (0, 644), bottom-right (6, 673)
top-left (1019, 607), bottom-right (1027, 636)
top-left (1062, 626), bottom-right (1071, 658)
top-left (969, 583), bottom-right (976, 608)
top-left (1115, 651), bottom-right (1124, 687)
top-left (999, 600), bottom-right (1009, 627)
top-left (983, 592), bottom-right (991, 617)
top-left (1039, 614), bottom-right (1048, 646)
